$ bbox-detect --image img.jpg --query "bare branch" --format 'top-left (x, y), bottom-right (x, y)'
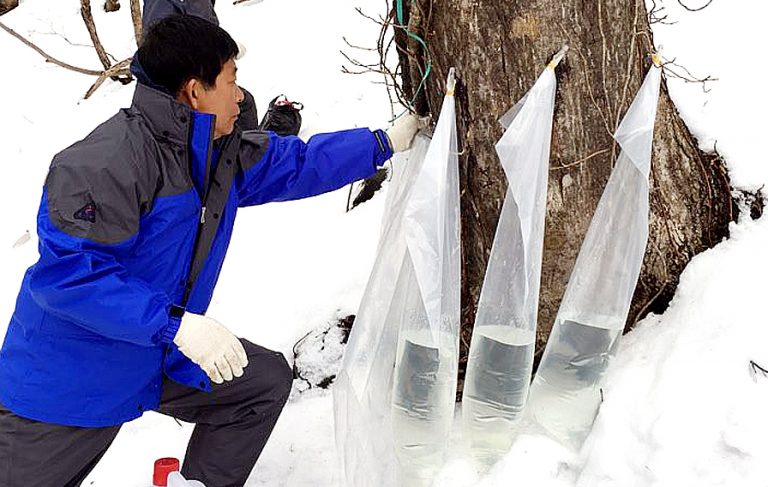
top-left (342, 36), bottom-right (378, 52)
top-left (130, 0), bottom-right (142, 45)
top-left (81, 0), bottom-right (132, 84)
top-left (1, 19), bottom-right (132, 99)
top-left (0, 20), bottom-right (103, 75)
top-left (80, 0), bottom-right (112, 71)
top-left (677, 0), bottom-right (714, 12)
top-left (339, 49), bottom-right (381, 69)
top-left (355, 6), bottom-right (386, 26)
top-left (647, 0), bottom-right (677, 25)
top-left (750, 360), bottom-right (768, 379)
top-left (661, 57), bottom-right (717, 92)
top-left (84, 57), bottom-right (132, 99)
top-left (339, 3), bottom-right (412, 117)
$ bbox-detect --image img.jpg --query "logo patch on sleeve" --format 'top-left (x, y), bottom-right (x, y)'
top-left (74, 203), bottom-right (97, 223)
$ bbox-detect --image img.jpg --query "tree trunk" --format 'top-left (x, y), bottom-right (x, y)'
top-left (0, 0), bottom-right (18, 16)
top-left (393, 0), bottom-right (733, 394)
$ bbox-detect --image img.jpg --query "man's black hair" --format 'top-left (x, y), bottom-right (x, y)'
top-left (137, 14), bottom-right (238, 96)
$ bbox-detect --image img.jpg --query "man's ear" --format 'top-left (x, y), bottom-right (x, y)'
top-left (177, 78), bottom-right (203, 110)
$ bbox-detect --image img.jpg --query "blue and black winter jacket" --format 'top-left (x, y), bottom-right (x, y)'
top-left (0, 83), bottom-right (392, 427)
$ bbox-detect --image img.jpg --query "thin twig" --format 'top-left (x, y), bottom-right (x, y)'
top-left (339, 49), bottom-right (381, 69)
top-left (342, 36), bottom-right (378, 52)
top-left (341, 66), bottom-right (390, 76)
top-left (355, 6), bottom-right (386, 26)
top-left (661, 57), bottom-right (717, 93)
top-left (648, 0), bottom-right (677, 25)
top-left (552, 148), bottom-right (610, 170)
top-left (750, 360), bottom-right (768, 379)
top-left (36, 28), bottom-right (93, 49)
top-left (0, 20), bottom-right (103, 75)
top-left (678, 0), bottom-right (714, 12)
top-left (340, 3), bottom-right (411, 118)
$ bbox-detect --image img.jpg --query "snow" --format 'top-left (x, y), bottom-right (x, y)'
top-left (1, 0), bottom-right (767, 486)
top-left (647, 0), bottom-right (768, 191)
top-left (445, 216), bottom-right (768, 487)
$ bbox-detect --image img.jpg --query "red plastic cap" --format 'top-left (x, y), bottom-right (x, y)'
top-left (153, 457), bottom-right (180, 486)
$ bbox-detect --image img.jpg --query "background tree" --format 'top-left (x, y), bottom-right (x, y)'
top-left (388, 0), bottom-right (736, 392)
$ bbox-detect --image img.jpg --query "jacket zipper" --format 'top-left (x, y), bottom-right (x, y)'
top-left (182, 119), bottom-right (217, 305)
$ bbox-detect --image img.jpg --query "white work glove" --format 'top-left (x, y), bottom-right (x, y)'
top-left (173, 312), bottom-right (249, 384)
top-left (385, 113), bottom-right (426, 153)
top-left (168, 471), bottom-right (205, 487)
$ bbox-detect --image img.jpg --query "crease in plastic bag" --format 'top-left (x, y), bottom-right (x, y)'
top-left (526, 64), bottom-right (662, 449)
top-left (461, 65), bottom-right (557, 467)
top-left (335, 69), bottom-right (461, 487)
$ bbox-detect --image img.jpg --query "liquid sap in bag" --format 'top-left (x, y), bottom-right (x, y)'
top-left (335, 69), bottom-right (461, 487)
top-left (526, 62), bottom-right (662, 450)
top-left (462, 51), bottom-right (562, 470)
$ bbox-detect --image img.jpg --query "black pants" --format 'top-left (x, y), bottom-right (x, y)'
top-left (0, 340), bottom-right (292, 487)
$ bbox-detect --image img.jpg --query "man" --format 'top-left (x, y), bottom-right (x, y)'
top-left (140, 0), bottom-right (261, 130)
top-left (0, 15), bottom-right (420, 487)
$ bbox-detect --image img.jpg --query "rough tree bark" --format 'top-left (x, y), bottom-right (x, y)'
top-left (130, 0), bottom-right (142, 45)
top-left (0, 0), bottom-right (18, 16)
top-left (392, 0), bottom-right (733, 393)
top-left (104, 0), bottom-right (121, 13)
top-left (81, 0), bottom-right (113, 71)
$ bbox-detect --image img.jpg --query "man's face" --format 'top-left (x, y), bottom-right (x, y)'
top-left (196, 59), bottom-right (244, 139)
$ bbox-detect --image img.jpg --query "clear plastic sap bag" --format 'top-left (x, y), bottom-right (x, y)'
top-left (461, 65), bottom-right (557, 468)
top-left (526, 64), bottom-right (662, 449)
top-left (335, 69), bottom-right (461, 487)
top-left (333, 135), bottom-right (429, 487)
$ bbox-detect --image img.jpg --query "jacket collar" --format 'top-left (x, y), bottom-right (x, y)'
top-left (131, 83), bottom-right (195, 147)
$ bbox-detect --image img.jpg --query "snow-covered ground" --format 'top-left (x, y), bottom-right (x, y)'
top-left (0, 0), bottom-right (766, 485)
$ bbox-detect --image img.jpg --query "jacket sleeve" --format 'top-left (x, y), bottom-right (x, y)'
top-left (26, 156), bottom-right (181, 347)
top-left (142, 0), bottom-right (219, 30)
top-left (235, 128), bottom-right (393, 207)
